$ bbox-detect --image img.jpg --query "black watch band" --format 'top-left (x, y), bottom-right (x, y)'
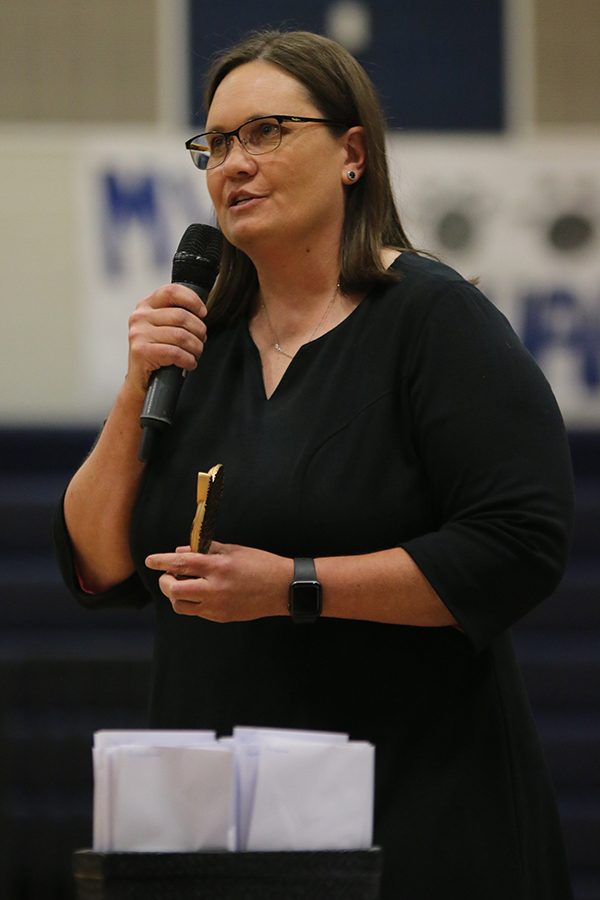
top-left (288, 557), bottom-right (322, 624)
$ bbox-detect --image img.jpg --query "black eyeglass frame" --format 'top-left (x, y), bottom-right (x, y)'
top-left (185, 115), bottom-right (348, 170)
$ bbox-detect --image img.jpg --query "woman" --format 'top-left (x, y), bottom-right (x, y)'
top-left (55, 30), bottom-right (574, 899)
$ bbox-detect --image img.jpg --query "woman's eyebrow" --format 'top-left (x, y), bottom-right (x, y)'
top-left (204, 113), bottom-right (272, 132)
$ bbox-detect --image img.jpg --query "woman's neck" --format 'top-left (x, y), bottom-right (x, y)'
top-left (238, 220), bottom-right (340, 314)
top-left (257, 270), bottom-right (339, 326)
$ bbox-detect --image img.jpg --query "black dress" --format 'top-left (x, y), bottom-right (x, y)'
top-left (54, 254), bottom-right (575, 899)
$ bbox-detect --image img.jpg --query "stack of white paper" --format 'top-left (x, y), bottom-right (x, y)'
top-left (232, 727), bottom-right (374, 851)
top-left (92, 727), bottom-right (375, 853)
top-left (93, 730), bottom-right (235, 852)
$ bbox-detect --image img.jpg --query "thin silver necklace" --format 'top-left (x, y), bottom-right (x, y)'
top-left (261, 282), bottom-right (340, 360)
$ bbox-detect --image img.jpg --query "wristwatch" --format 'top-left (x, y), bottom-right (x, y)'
top-left (288, 557), bottom-right (322, 624)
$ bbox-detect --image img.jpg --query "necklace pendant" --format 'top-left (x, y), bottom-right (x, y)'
top-left (274, 342), bottom-right (293, 359)
top-left (261, 280), bottom-right (339, 363)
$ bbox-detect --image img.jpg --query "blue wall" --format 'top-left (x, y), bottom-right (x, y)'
top-left (188, 0), bottom-right (504, 131)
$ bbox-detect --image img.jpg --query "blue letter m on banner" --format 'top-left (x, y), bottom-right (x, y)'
top-left (102, 171), bottom-right (170, 276)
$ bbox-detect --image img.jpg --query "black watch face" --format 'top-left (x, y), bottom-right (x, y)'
top-left (292, 581), bottom-right (322, 617)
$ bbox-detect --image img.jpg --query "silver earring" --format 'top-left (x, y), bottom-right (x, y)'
top-left (347, 170), bottom-right (356, 181)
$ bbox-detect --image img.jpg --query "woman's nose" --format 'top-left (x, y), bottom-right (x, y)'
top-left (221, 136), bottom-right (256, 175)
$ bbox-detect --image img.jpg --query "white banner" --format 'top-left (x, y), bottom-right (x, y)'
top-left (77, 134), bottom-right (214, 407)
top-left (390, 136), bottom-right (600, 427)
top-left (76, 133), bottom-right (600, 426)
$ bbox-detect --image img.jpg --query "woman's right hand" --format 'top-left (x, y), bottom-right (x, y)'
top-left (62, 283), bottom-right (208, 592)
top-left (126, 284), bottom-right (208, 396)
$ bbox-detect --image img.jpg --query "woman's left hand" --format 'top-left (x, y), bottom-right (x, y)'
top-left (145, 542), bottom-right (293, 622)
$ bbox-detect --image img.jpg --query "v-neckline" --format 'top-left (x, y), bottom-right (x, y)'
top-left (243, 285), bottom-right (373, 401)
top-left (242, 255), bottom-right (404, 401)
top-left (244, 332), bottom-right (303, 401)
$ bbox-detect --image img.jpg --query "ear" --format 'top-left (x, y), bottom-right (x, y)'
top-left (341, 126), bottom-right (366, 185)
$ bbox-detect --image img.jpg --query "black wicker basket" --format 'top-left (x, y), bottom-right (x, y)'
top-left (72, 849), bottom-right (382, 900)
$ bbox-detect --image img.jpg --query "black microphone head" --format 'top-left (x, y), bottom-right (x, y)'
top-left (172, 224), bottom-right (223, 291)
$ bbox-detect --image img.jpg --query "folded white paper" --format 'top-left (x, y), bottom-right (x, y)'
top-left (93, 730), bottom-right (234, 852)
top-left (95, 730), bottom-right (216, 749)
top-left (232, 727), bottom-right (350, 851)
top-left (91, 726), bottom-right (374, 854)
top-left (245, 739), bottom-right (374, 851)
top-left (109, 745), bottom-right (234, 852)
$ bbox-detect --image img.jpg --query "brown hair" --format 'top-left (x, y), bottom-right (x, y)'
top-left (202, 30), bottom-right (416, 327)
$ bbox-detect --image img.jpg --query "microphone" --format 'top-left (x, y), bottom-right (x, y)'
top-left (139, 224), bottom-right (223, 461)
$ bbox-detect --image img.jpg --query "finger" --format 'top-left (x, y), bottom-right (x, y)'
top-left (130, 341), bottom-right (201, 376)
top-left (147, 552), bottom-right (208, 579)
top-left (170, 597), bottom-right (207, 617)
top-left (159, 573), bottom-right (210, 606)
top-left (145, 306), bottom-right (208, 342)
top-left (157, 571), bottom-right (197, 597)
top-left (146, 553), bottom-right (192, 575)
top-left (144, 325), bottom-right (206, 360)
top-left (207, 541), bottom-right (230, 554)
top-left (128, 332), bottom-right (205, 377)
top-left (129, 312), bottom-right (206, 354)
top-left (144, 284), bottom-right (208, 318)
top-left (146, 553), bottom-right (177, 571)
top-left (157, 575), bottom-right (206, 617)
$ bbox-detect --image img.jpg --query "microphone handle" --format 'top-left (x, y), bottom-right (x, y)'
top-left (138, 280), bottom-right (203, 461)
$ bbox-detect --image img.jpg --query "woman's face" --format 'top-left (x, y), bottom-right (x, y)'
top-left (205, 60), bottom-right (352, 258)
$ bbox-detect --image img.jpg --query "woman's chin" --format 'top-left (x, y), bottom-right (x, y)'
top-left (221, 219), bottom-right (277, 255)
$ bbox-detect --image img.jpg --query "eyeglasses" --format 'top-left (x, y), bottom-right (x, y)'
top-left (185, 115), bottom-right (346, 171)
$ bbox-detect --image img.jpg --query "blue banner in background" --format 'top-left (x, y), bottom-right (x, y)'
top-left (71, 133), bottom-right (599, 427)
top-left (523, 289), bottom-right (600, 391)
top-left (188, 0), bottom-right (504, 131)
